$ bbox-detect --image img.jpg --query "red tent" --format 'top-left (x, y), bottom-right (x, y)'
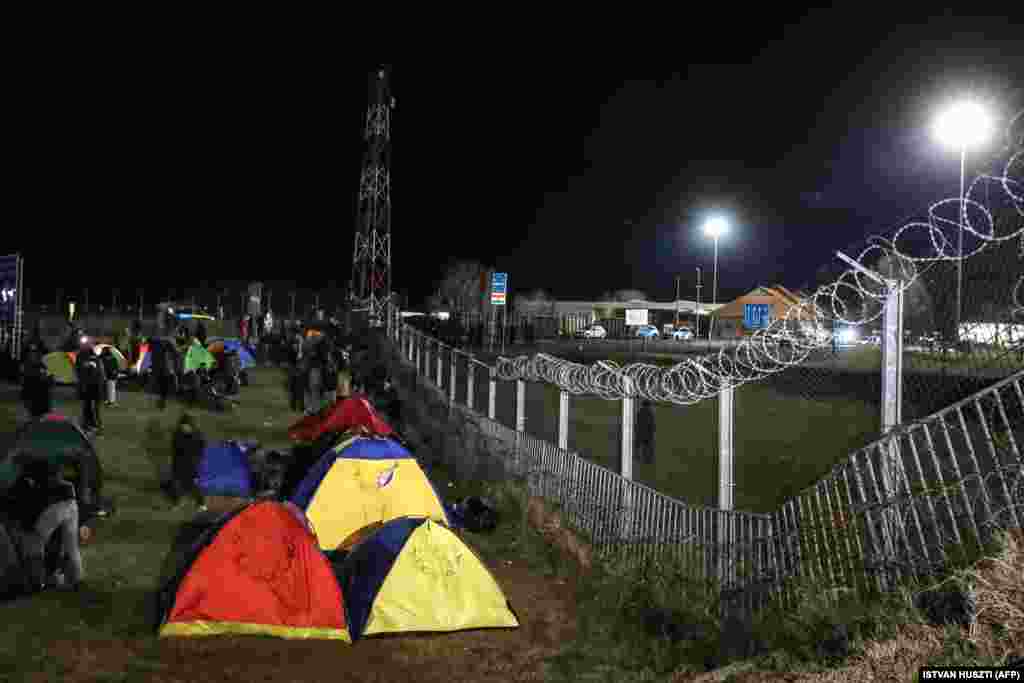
top-left (288, 396), bottom-right (393, 443)
top-left (159, 501), bottom-right (349, 641)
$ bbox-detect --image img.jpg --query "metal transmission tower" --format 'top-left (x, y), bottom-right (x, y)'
top-left (350, 67), bottom-right (394, 329)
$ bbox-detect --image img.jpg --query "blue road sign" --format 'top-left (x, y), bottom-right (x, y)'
top-left (491, 272), bottom-right (507, 294)
top-left (743, 303), bottom-right (771, 329)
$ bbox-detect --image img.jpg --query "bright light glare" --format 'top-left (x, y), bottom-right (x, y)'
top-left (838, 328), bottom-right (857, 344)
top-left (934, 101), bottom-right (993, 149)
top-left (702, 216), bottom-right (729, 239)
top-left (80, 336), bottom-right (88, 345)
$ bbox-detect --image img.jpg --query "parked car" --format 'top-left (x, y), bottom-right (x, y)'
top-left (577, 324), bottom-right (607, 339)
top-left (669, 327), bottom-right (695, 341)
top-left (634, 325), bottom-right (660, 338)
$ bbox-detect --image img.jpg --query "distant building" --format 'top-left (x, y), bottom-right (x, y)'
top-left (710, 285), bottom-right (814, 337)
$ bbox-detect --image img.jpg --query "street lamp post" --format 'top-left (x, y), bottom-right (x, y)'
top-left (933, 100), bottom-right (992, 343)
top-left (702, 217), bottom-right (729, 340)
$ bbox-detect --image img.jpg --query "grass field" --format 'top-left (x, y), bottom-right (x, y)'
top-left (0, 367), bottom-right (580, 682)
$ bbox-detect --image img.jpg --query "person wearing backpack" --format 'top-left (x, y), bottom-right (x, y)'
top-left (74, 344), bottom-right (106, 433)
top-left (100, 347), bottom-right (120, 407)
top-left (155, 341), bottom-right (178, 411)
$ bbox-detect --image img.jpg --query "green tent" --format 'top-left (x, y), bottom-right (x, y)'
top-left (0, 416), bottom-right (103, 507)
top-left (182, 340), bottom-right (217, 373)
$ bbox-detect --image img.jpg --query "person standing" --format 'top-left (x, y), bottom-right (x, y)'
top-left (155, 341), bottom-right (178, 411)
top-left (636, 400), bottom-right (656, 465)
top-left (75, 344), bottom-right (106, 433)
top-left (170, 414), bottom-right (207, 511)
top-left (195, 318), bottom-right (208, 347)
top-left (321, 345), bottom-right (338, 408)
top-left (239, 315), bottom-right (249, 345)
top-left (304, 349), bottom-right (322, 416)
top-left (20, 348), bottom-right (53, 420)
top-left (99, 347), bottom-right (120, 407)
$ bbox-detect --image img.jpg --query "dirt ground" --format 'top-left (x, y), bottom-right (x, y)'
top-left (35, 561), bottom-right (576, 683)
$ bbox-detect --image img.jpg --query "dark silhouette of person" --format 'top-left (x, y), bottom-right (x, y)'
top-left (636, 400), bottom-right (656, 465)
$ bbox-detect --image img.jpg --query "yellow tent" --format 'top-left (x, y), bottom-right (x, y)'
top-left (42, 351), bottom-right (77, 385)
top-left (342, 517), bottom-right (519, 639)
top-left (290, 437), bottom-right (449, 551)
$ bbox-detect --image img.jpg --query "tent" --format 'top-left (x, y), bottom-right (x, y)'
top-left (181, 340), bottom-right (217, 373)
top-left (92, 344), bottom-right (130, 373)
top-left (290, 437), bottom-right (448, 551)
top-left (0, 414), bottom-right (103, 510)
top-left (195, 441), bottom-right (253, 497)
top-left (157, 501), bottom-right (350, 641)
top-left (42, 351), bottom-right (76, 385)
top-left (340, 517), bottom-right (519, 639)
top-left (288, 396), bottom-right (393, 443)
top-left (207, 339), bottom-right (256, 369)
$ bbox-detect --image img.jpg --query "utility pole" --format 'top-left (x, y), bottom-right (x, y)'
top-left (695, 267), bottom-right (703, 337)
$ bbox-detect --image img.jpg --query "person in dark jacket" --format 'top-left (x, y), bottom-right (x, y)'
top-left (23, 321), bottom-right (50, 358)
top-left (74, 344), bottom-right (106, 433)
top-left (372, 377), bottom-right (403, 434)
top-left (169, 414), bottom-right (206, 511)
top-left (636, 400), bottom-right (656, 465)
top-left (320, 345), bottom-right (339, 408)
top-left (20, 348), bottom-right (53, 419)
top-left (3, 457), bottom-right (85, 591)
top-left (155, 341), bottom-right (179, 411)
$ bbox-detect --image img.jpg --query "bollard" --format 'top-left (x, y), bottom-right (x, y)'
top-left (450, 351), bottom-right (457, 405)
top-left (467, 358), bottom-right (475, 411)
top-left (436, 344), bottom-right (444, 388)
top-left (558, 389), bottom-right (569, 451)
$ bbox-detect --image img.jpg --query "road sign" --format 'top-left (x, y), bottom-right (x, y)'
top-left (491, 272), bottom-right (507, 306)
top-left (743, 303), bottom-right (771, 329)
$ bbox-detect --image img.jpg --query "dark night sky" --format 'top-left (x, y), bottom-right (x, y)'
top-left (4, 13), bottom-right (1022, 309)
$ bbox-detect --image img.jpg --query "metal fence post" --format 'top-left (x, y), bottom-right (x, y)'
top-left (516, 379), bottom-right (526, 433)
top-left (558, 389), bottom-right (570, 451)
top-left (719, 382), bottom-right (736, 584)
top-left (488, 367), bottom-right (497, 421)
top-left (424, 340), bottom-right (430, 380)
top-left (467, 358), bottom-right (475, 411)
top-left (719, 384), bottom-right (735, 510)
top-left (450, 350), bottom-right (457, 406)
top-left (877, 279), bottom-right (905, 587)
top-left (621, 375), bottom-right (635, 542)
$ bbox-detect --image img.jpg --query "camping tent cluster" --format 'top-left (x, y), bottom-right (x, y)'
top-left (156, 397), bottom-right (518, 643)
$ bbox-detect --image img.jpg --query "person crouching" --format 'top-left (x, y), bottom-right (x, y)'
top-left (3, 457), bottom-right (85, 592)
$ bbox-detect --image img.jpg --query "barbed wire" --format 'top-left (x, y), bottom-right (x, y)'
top-left (496, 111), bottom-right (1024, 404)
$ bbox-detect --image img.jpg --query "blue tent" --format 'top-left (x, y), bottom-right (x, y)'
top-left (196, 441), bottom-right (253, 497)
top-left (208, 338), bottom-right (256, 369)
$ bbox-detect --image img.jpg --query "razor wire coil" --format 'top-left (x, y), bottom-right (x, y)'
top-left (494, 112), bottom-right (1024, 405)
